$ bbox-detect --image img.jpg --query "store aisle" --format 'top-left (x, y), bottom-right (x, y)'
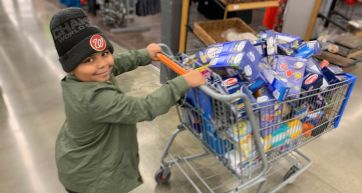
top-left (0, 0), bottom-right (362, 193)
top-left (0, 0), bottom-right (65, 193)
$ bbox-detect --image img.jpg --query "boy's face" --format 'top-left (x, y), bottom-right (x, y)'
top-left (73, 50), bottom-right (114, 82)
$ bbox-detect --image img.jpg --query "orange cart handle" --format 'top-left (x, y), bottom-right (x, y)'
top-left (157, 53), bottom-right (187, 75)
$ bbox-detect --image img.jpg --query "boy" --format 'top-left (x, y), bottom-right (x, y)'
top-left (50, 8), bottom-right (205, 193)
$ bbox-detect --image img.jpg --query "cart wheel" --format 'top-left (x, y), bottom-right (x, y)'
top-left (154, 167), bottom-right (171, 184)
top-left (283, 165), bottom-right (299, 182)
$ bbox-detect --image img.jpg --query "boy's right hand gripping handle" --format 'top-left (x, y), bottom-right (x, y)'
top-left (157, 52), bottom-right (248, 102)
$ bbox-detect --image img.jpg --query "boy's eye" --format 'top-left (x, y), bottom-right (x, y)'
top-left (83, 58), bottom-right (94, 63)
top-left (101, 51), bottom-right (110, 57)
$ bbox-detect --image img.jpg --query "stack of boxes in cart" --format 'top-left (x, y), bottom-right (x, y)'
top-left (180, 30), bottom-right (353, 164)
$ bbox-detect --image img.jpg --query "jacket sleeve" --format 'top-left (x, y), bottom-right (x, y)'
top-left (112, 48), bottom-right (152, 76)
top-left (87, 76), bottom-right (190, 124)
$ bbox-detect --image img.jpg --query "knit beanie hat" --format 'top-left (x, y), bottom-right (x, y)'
top-left (50, 8), bottom-right (114, 72)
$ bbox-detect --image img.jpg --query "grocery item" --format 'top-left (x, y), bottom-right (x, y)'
top-left (302, 73), bottom-right (324, 91)
top-left (259, 61), bottom-right (290, 101)
top-left (194, 40), bottom-right (258, 65)
top-left (302, 122), bottom-right (314, 137)
top-left (305, 58), bottom-right (329, 88)
top-left (208, 42), bottom-right (262, 81)
top-left (257, 96), bottom-right (282, 137)
top-left (294, 41), bottom-right (321, 59)
top-left (301, 110), bottom-right (325, 137)
top-left (286, 119), bottom-right (303, 139)
top-left (227, 120), bottom-right (252, 142)
top-left (319, 60), bottom-right (349, 84)
top-left (271, 55), bottom-right (307, 96)
top-left (272, 124), bottom-right (289, 147)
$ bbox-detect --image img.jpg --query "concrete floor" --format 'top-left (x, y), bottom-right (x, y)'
top-left (0, 0), bottom-right (362, 193)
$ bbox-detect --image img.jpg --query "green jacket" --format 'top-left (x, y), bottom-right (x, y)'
top-left (56, 49), bottom-right (189, 193)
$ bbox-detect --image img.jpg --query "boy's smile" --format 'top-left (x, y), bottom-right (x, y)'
top-left (72, 50), bottom-right (114, 82)
top-left (94, 68), bottom-right (111, 78)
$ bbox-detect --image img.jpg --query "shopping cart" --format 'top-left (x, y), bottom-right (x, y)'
top-left (154, 44), bottom-right (356, 193)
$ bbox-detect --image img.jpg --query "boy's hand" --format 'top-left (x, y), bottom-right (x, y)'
top-left (182, 70), bottom-right (206, 88)
top-left (147, 43), bottom-right (162, 61)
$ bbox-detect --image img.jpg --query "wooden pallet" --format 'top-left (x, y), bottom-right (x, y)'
top-left (334, 34), bottom-right (362, 59)
top-left (315, 51), bottom-right (359, 68)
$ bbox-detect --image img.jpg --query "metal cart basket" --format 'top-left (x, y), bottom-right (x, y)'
top-left (154, 44), bottom-right (356, 193)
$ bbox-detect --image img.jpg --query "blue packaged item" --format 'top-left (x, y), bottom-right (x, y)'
top-left (253, 85), bottom-right (272, 98)
top-left (221, 76), bottom-right (243, 95)
top-left (194, 40), bottom-right (256, 65)
top-left (185, 86), bottom-right (215, 134)
top-left (237, 86), bottom-right (258, 118)
top-left (306, 58), bottom-right (330, 88)
top-left (294, 41), bottom-right (321, 59)
top-left (248, 77), bottom-right (267, 93)
top-left (256, 95), bottom-right (282, 137)
top-left (181, 107), bottom-right (202, 133)
top-left (259, 30), bottom-right (302, 44)
top-left (208, 45), bottom-right (262, 81)
top-left (220, 76), bottom-right (257, 117)
top-left (326, 72), bottom-right (348, 85)
top-left (253, 40), bottom-right (267, 57)
top-left (258, 30), bottom-right (278, 56)
top-left (193, 45), bottom-right (223, 65)
top-left (220, 76), bottom-right (247, 113)
top-left (219, 77), bottom-right (257, 118)
top-left (306, 58), bottom-right (322, 74)
top-left (203, 130), bottom-right (230, 156)
top-left (309, 93), bottom-right (327, 110)
top-left (266, 36), bottom-right (278, 56)
top-left (320, 63), bottom-right (348, 84)
top-left (302, 110), bottom-right (324, 126)
top-left (269, 79), bottom-right (290, 101)
top-left (259, 30), bottom-right (302, 55)
top-left (259, 61), bottom-right (290, 101)
top-left (277, 39), bottom-right (301, 50)
top-left (278, 44), bottom-right (295, 56)
top-left (275, 33), bottom-right (301, 56)
top-left (302, 73), bottom-right (324, 91)
top-left (273, 31), bottom-right (302, 46)
top-left (186, 88), bottom-right (214, 119)
top-left (272, 55), bottom-right (307, 96)
top-left (258, 31), bottom-right (269, 40)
